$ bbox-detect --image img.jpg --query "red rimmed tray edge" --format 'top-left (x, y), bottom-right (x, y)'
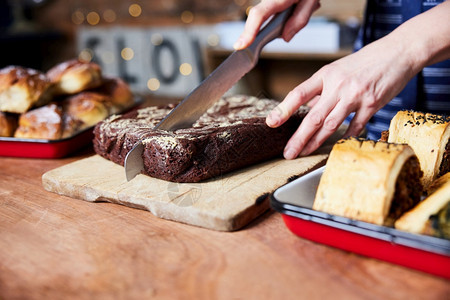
top-left (269, 164), bottom-right (450, 279)
top-left (0, 128), bottom-right (94, 158)
top-left (0, 97), bottom-right (144, 159)
top-left (277, 210), bottom-right (450, 279)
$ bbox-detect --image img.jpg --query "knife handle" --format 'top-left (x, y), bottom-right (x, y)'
top-left (247, 5), bottom-right (296, 57)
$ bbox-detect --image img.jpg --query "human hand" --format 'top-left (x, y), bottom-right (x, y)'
top-left (267, 36), bottom-right (419, 159)
top-left (233, 0), bottom-right (321, 50)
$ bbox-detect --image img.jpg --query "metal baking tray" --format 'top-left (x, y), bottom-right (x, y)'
top-left (0, 98), bottom-right (143, 158)
top-left (271, 166), bottom-right (450, 279)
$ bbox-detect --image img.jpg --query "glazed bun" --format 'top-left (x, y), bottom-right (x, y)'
top-left (14, 103), bottom-right (63, 139)
top-left (93, 77), bottom-right (134, 114)
top-left (13, 92), bottom-right (112, 140)
top-left (0, 66), bottom-right (52, 113)
top-left (47, 59), bottom-right (102, 95)
top-left (2, 59), bottom-right (134, 140)
top-left (62, 92), bottom-right (111, 133)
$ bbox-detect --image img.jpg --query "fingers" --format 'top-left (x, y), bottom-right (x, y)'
top-left (266, 75), bottom-right (323, 128)
top-left (282, 93), bottom-right (339, 159)
top-left (282, 0), bottom-right (321, 42)
top-left (343, 109), bottom-right (373, 138)
top-left (234, 0), bottom-right (298, 50)
top-left (284, 98), bottom-right (374, 159)
top-left (298, 100), bottom-right (356, 156)
top-left (306, 95), bottom-right (320, 107)
top-left (283, 73), bottom-right (378, 158)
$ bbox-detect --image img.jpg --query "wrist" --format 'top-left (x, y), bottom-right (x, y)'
top-left (387, 27), bottom-right (427, 77)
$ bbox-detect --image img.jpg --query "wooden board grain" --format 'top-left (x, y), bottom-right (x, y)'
top-left (2, 152), bottom-right (450, 299)
top-left (42, 154), bottom-right (327, 231)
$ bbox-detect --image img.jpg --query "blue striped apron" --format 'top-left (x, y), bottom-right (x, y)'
top-left (348, 0), bottom-right (450, 140)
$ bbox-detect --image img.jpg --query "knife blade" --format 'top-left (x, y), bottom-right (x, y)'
top-left (124, 5), bottom-right (295, 181)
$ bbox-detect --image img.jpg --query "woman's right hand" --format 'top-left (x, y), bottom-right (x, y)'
top-left (233, 0), bottom-right (321, 50)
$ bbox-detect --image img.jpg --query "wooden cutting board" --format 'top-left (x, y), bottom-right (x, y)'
top-left (42, 153), bottom-right (327, 231)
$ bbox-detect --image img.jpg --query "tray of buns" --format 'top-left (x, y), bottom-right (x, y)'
top-left (0, 59), bottom-right (141, 158)
top-left (271, 111), bottom-right (450, 279)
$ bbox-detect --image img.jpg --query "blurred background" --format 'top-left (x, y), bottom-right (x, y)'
top-left (0, 0), bottom-right (365, 101)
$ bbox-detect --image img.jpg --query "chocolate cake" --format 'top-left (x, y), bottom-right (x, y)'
top-left (93, 95), bottom-right (308, 182)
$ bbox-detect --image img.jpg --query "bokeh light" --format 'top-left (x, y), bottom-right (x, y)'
top-left (86, 11), bottom-right (100, 25)
top-left (179, 63), bottom-right (192, 76)
top-left (246, 6), bottom-right (253, 16)
top-left (129, 4), bottom-right (142, 17)
top-left (78, 49), bottom-right (93, 62)
top-left (103, 9), bottom-right (117, 23)
top-left (147, 78), bottom-right (161, 91)
top-left (181, 10), bottom-right (194, 24)
top-left (121, 48), bottom-right (134, 61)
top-left (71, 10), bottom-right (84, 25)
top-left (151, 33), bottom-right (164, 46)
top-left (207, 34), bottom-right (220, 47)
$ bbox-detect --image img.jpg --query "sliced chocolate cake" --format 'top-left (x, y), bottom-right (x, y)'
top-left (93, 95), bottom-right (308, 182)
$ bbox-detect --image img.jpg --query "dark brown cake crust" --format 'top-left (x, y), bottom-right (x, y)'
top-left (93, 95), bottom-right (308, 182)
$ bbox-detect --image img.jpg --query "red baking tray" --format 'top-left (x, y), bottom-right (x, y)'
top-left (0, 98), bottom-right (143, 159)
top-left (0, 128), bottom-right (94, 158)
top-left (271, 166), bottom-right (450, 279)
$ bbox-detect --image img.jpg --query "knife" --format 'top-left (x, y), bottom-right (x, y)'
top-left (124, 5), bottom-right (295, 181)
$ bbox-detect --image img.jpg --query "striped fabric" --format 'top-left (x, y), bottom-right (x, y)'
top-left (348, 0), bottom-right (450, 140)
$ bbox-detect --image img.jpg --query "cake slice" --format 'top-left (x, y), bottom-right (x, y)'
top-left (313, 137), bottom-right (423, 226)
top-left (93, 95), bottom-right (308, 182)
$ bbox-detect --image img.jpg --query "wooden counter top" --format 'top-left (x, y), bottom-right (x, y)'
top-left (0, 148), bottom-right (449, 299)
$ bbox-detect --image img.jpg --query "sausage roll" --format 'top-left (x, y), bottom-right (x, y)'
top-left (395, 172), bottom-right (449, 239)
top-left (382, 110), bottom-right (449, 190)
top-left (313, 137), bottom-right (423, 226)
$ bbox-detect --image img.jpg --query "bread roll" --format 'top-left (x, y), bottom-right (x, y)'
top-left (313, 137), bottom-right (423, 225)
top-left (0, 66), bottom-right (52, 113)
top-left (14, 92), bottom-right (112, 140)
top-left (395, 173), bottom-right (450, 238)
top-left (14, 103), bottom-right (63, 139)
top-left (0, 112), bottom-right (18, 137)
top-left (61, 92), bottom-right (110, 136)
top-left (386, 110), bottom-right (449, 189)
top-left (47, 59), bottom-right (102, 95)
top-left (93, 77), bottom-right (134, 114)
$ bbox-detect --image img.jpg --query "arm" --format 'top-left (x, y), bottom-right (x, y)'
top-left (263, 1), bottom-right (450, 159)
